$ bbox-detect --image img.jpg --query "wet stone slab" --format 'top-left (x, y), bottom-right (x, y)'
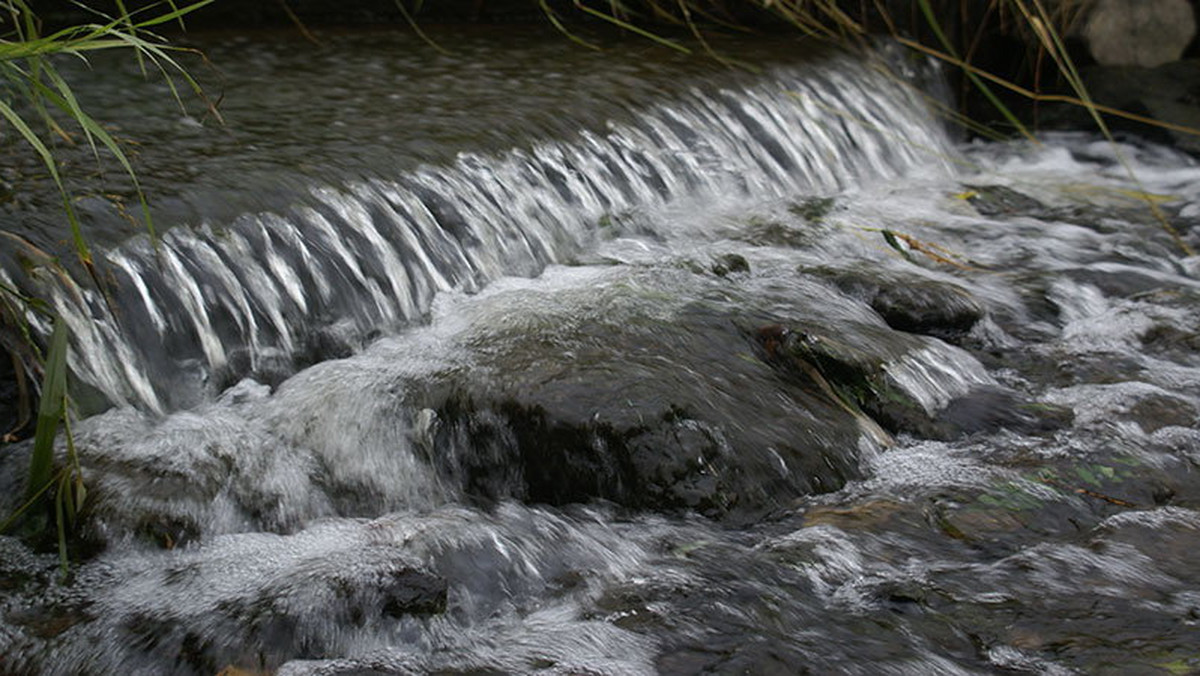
top-left (404, 264), bottom-right (1051, 520)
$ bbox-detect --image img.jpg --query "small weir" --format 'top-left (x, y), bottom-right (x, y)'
top-left (10, 49), bottom-right (953, 412)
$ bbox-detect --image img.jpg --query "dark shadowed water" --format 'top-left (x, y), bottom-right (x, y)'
top-left (2, 26), bottom-right (1200, 676)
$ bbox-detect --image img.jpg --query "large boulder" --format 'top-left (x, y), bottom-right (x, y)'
top-left (408, 264), bottom-right (1032, 519)
top-left (1081, 0), bottom-right (1196, 68)
top-left (420, 277), bottom-right (881, 519)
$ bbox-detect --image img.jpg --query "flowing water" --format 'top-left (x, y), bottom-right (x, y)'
top-left (3, 26), bottom-right (1200, 675)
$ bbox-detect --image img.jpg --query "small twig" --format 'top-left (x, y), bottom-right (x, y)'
top-left (1039, 477), bottom-right (1139, 508)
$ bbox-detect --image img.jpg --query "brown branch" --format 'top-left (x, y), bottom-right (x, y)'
top-left (1039, 477), bottom-right (1139, 508)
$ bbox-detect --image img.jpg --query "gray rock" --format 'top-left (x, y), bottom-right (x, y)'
top-left (810, 266), bottom-right (984, 342)
top-left (963, 184), bottom-right (1047, 218)
top-left (710, 253), bottom-right (750, 277)
top-left (426, 304), bottom-right (875, 519)
top-left (1080, 60), bottom-right (1200, 154)
top-left (1082, 0), bottom-right (1195, 68)
top-left (414, 267), bottom-right (914, 519)
top-left (762, 324), bottom-right (1069, 440)
top-left (411, 264), bottom-right (1052, 518)
top-left (3, 521), bottom-right (446, 675)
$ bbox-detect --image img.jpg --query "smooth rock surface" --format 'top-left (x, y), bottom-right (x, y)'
top-left (1082, 0), bottom-right (1196, 68)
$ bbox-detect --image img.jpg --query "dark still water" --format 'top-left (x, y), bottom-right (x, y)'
top-left (2, 25), bottom-right (1200, 676)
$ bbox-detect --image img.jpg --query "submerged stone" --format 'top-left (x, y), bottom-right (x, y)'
top-left (788, 196), bottom-right (836, 223)
top-left (963, 184), bottom-right (1047, 218)
top-left (710, 253), bottom-right (750, 277)
top-left (933, 388), bottom-right (1074, 439)
top-left (1126, 392), bottom-right (1199, 433)
top-left (758, 320), bottom-right (1067, 440)
top-left (55, 405), bottom-right (327, 551)
top-left (810, 266), bottom-right (984, 342)
top-left (1, 521), bottom-right (447, 675)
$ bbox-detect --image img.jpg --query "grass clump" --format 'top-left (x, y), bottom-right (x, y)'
top-left (0, 0), bottom-right (212, 573)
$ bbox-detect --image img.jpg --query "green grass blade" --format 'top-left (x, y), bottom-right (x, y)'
top-left (0, 474), bottom-right (56, 534)
top-left (25, 318), bottom-right (68, 503)
top-left (0, 98), bottom-right (60, 183)
top-left (917, 0), bottom-right (1031, 141)
top-left (113, 0), bottom-right (148, 74)
top-left (0, 92), bottom-right (94, 266)
top-left (127, 0), bottom-right (215, 29)
top-left (40, 63), bottom-right (101, 158)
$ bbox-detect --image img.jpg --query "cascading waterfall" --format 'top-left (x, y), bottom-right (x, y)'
top-left (12, 50), bottom-right (955, 412)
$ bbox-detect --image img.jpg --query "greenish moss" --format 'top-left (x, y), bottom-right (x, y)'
top-left (788, 196), bottom-right (835, 224)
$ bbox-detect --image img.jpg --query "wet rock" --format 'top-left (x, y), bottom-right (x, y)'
top-left (1081, 0), bottom-right (1195, 68)
top-left (736, 215), bottom-right (829, 248)
top-left (418, 268), bottom-right (898, 519)
top-left (809, 267), bottom-right (984, 342)
top-left (932, 387), bottom-right (1073, 438)
top-left (963, 184), bottom-right (1046, 218)
top-left (1074, 60), bottom-right (1200, 154)
top-left (1126, 393), bottom-right (1198, 432)
top-left (710, 253), bottom-right (750, 277)
top-left (958, 185), bottom-right (1150, 235)
top-left (18, 522), bottom-right (448, 675)
top-left (800, 499), bottom-right (912, 530)
top-left (429, 316), bottom-right (869, 518)
top-left (1128, 396), bottom-right (1195, 434)
top-left (65, 406), bottom-right (328, 551)
top-left (1093, 508), bottom-right (1200, 579)
top-left (1046, 351), bottom-right (1146, 387)
top-left (934, 500), bottom-right (1030, 544)
top-left (1046, 381), bottom-right (1199, 434)
top-left (870, 284), bottom-right (982, 339)
top-left (0, 537), bottom-right (56, 595)
top-left (788, 196), bottom-right (836, 223)
top-left (927, 475), bottom-right (1110, 556)
top-left (1140, 322), bottom-right (1200, 366)
top-left (755, 322), bottom-right (1061, 440)
top-left (754, 322), bottom-right (920, 434)
top-left (1063, 267), bottom-right (1185, 299)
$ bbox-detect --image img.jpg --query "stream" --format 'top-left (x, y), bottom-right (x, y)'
top-left (2, 26), bottom-right (1200, 675)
